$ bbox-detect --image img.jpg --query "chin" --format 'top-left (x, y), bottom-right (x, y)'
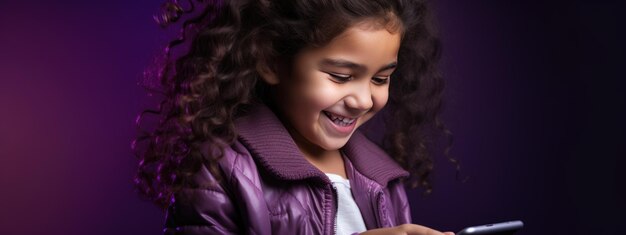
top-left (318, 136), bottom-right (351, 151)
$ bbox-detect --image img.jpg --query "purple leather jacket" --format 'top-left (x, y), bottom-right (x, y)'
top-left (163, 104), bottom-right (411, 235)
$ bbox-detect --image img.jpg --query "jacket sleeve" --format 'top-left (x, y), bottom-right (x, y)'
top-left (163, 165), bottom-right (241, 235)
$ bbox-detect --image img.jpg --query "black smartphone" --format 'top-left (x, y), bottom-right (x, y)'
top-left (457, 220), bottom-right (524, 235)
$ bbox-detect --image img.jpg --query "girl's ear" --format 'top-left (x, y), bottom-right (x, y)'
top-left (256, 61), bottom-right (280, 85)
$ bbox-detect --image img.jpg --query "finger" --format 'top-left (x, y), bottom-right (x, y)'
top-left (443, 232), bottom-right (455, 235)
top-left (400, 224), bottom-right (447, 235)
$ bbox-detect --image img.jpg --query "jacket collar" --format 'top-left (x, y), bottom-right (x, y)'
top-left (234, 103), bottom-right (409, 187)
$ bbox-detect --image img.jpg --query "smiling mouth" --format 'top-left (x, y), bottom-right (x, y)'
top-left (323, 111), bottom-right (357, 127)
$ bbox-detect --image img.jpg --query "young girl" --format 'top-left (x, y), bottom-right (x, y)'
top-left (135, 0), bottom-right (455, 234)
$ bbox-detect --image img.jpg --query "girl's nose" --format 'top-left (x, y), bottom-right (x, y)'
top-left (344, 81), bottom-right (373, 113)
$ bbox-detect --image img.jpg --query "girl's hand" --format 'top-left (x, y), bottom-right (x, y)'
top-left (359, 224), bottom-right (455, 235)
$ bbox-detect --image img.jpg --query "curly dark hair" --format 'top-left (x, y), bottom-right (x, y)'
top-left (134, 0), bottom-right (458, 210)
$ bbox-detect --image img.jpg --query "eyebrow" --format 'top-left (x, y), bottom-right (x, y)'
top-left (319, 58), bottom-right (397, 73)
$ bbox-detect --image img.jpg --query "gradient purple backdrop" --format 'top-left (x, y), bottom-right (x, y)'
top-left (1, 0), bottom-right (623, 234)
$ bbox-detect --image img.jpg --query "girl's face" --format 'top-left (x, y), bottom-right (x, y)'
top-left (271, 21), bottom-right (402, 155)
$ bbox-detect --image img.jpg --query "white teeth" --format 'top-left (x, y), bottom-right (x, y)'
top-left (324, 111), bottom-right (356, 125)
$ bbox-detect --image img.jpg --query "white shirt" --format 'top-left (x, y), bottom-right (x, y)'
top-left (325, 173), bottom-right (367, 235)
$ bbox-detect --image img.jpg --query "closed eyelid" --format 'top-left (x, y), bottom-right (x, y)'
top-left (326, 72), bottom-right (351, 78)
top-left (325, 72), bottom-right (389, 86)
top-left (323, 71), bottom-right (353, 83)
top-left (371, 76), bottom-right (389, 85)
top-left (324, 70), bottom-right (390, 79)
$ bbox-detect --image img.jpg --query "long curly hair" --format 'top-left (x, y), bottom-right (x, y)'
top-left (134, 0), bottom-right (458, 210)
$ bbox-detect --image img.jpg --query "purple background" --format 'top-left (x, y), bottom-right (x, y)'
top-left (1, 0), bottom-right (623, 234)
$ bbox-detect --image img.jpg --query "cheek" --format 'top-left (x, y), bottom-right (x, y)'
top-left (297, 76), bottom-right (340, 110)
top-left (313, 86), bottom-right (341, 107)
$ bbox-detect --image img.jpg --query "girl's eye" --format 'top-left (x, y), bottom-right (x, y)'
top-left (327, 72), bottom-right (353, 82)
top-left (372, 76), bottom-right (390, 85)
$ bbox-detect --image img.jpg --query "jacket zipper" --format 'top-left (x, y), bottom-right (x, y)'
top-left (331, 184), bottom-right (338, 235)
top-left (375, 190), bottom-right (386, 228)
